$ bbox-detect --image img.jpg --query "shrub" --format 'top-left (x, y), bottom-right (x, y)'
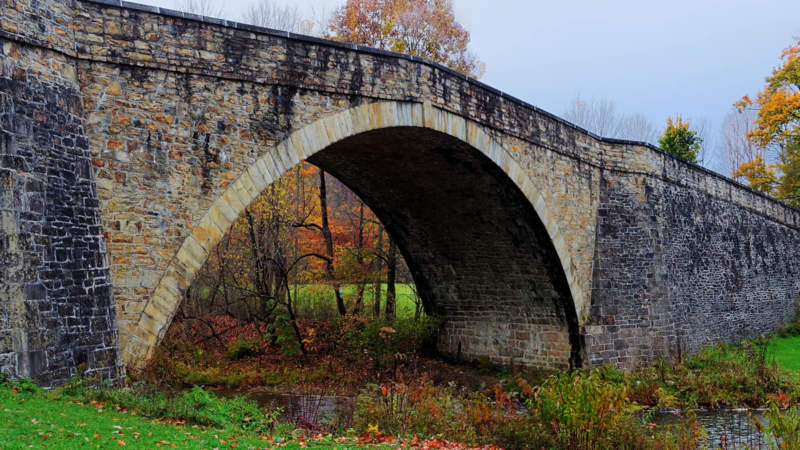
top-left (335, 316), bottom-right (440, 363)
top-left (762, 403), bottom-right (800, 448)
top-left (629, 337), bottom-right (797, 409)
top-left (352, 374), bottom-right (703, 448)
top-left (528, 371), bottom-right (703, 449)
top-left (52, 382), bottom-right (279, 433)
top-left (779, 321), bottom-right (800, 337)
top-left (7, 377), bottom-right (42, 394)
top-left (226, 337), bottom-right (261, 360)
top-left (353, 381), bottom-right (478, 440)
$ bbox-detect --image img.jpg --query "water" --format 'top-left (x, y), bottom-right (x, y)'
top-left (214, 388), bottom-right (355, 430)
top-left (655, 410), bottom-right (777, 449)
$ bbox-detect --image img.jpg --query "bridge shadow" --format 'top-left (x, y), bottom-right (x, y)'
top-left (311, 127), bottom-right (583, 369)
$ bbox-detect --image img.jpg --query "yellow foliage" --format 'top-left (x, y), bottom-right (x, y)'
top-left (327, 0), bottom-right (484, 78)
top-left (738, 39), bottom-right (800, 149)
top-left (732, 155), bottom-right (779, 194)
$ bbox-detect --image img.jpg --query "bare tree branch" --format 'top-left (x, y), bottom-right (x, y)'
top-left (242, 0), bottom-right (302, 32)
top-left (179, 0), bottom-right (225, 18)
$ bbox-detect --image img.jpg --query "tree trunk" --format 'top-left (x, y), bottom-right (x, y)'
top-left (373, 227), bottom-right (384, 319)
top-left (385, 237), bottom-right (397, 321)
top-left (354, 201), bottom-right (365, 315)
top-left (284, 283), bottom-right (307, 355)
top-left (319, 169), bottom-right (346, 316)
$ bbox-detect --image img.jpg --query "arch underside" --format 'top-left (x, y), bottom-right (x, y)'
top-left (125, 102), bottom-right (584, 370)
top-left (311, 128), bottom-right (582, 368)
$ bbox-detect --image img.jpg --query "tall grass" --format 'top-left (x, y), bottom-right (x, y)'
top-left (352, 372), bottom-right (704, 449)
top-left (628, 337), bottom-right (798, 409)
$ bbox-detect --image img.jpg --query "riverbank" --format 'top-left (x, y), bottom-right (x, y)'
top-left (0, 378), bottom-right (499, 449)
top-left (6, 311), bottom-right (800, 448)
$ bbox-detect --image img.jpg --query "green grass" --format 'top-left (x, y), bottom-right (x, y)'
top-left (197, 283), bottom-right (422, 321)
top-left (290, 283), bottom-right (421, 320)
top-left (770, 335), bottom-right (800, 371)
top-left (0, 382), bottom-right (366, 449)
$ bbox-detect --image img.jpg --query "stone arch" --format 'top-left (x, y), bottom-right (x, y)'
top-left (122, 101), bottom-right (585, 368)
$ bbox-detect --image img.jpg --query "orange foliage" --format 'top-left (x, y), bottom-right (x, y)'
top-left (733, 154), bottom-right (779, 194)
top-left (327, 0), bottom-right (484, 78)
top-left (737, 39), bottom-right (800, 149)
top-left (203, 162), bottom-right (391, 307)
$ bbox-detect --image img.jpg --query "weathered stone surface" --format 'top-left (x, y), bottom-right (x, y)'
top-left (0, 34), bottom-right (123, 386)
top-left (1, 0), bottom-right (799, 382)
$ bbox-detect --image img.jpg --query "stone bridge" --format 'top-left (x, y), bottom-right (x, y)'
top-left (2, 0), bottom-right (800, 386)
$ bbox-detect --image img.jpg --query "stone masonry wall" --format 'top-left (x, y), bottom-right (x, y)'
top-left (586, 165), bottom-right (800, 366)
top-left (0, 35), bottom-right (123, 385)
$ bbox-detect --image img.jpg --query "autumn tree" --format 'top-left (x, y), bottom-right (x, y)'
top-left (737, 39), bottom-right (800, 150)
top-left (327, 0), bottom-right (484, 78)
top-left (185, 172), bottom-right (321, 354)
top-left (658, 116), bottom-right (702, 163)
top-left (732, 154), bottom-right (778, 194)
top-left (776, 140), bottom-right (800, 203)
top-left (317, 169), bottom-right (347, 316)
top-left (178, 158), bottom-right (421, 356)
top-left (735, 38), bottom-right (800, 205)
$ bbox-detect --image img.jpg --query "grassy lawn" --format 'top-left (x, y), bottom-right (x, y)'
top-left (770, 335), bottom-right (800, 371)
top-left (0, 384), bottom-right (366, 449)
top-left (196, 283), bottom-right (422, 321)
top-left (291, 283), bottom-right (421, 320)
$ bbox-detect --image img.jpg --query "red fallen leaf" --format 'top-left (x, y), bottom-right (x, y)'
top-left (117, 440), bottom-right (126, 446)
top-left (379, 434), bottom-right (396, 443)
top-left (381, 385), bottom-right (388, 397)
top-left (424, 438), bottom-right (444, 449)
top-left (93, 433), bottom-right (101, 439)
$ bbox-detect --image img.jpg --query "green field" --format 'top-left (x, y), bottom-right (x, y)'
top-left (770, 335), bottom-right (800, 371)
top-left (0, 387), bottom-right (267, 448)
top-left (0, 383), bottom-right (371, 449)
top-left (291, 283), bottom-right (421, 320)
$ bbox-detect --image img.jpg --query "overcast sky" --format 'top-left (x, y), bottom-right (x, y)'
top-left (133, 0), bottom-right (800, 172)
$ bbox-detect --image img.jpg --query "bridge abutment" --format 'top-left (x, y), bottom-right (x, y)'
top-left (0, 5), bottom-right (124, 385)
